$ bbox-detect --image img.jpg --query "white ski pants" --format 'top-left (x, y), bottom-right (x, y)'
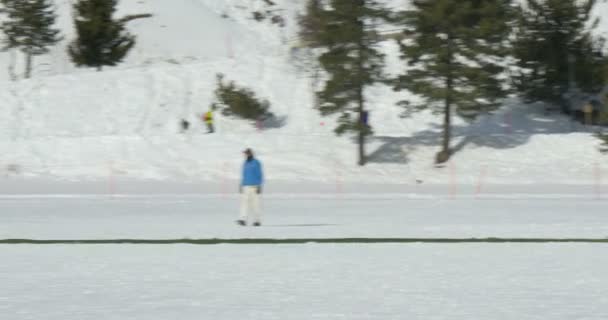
top-left (240, 186), bottom-right (261, 223)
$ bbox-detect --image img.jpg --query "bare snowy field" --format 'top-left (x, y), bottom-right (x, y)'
top-left (2, 183), bottom-right (607, 320)
top-left (1, 183), bottom-right (607, 240)
top-left (1, 244), bottom-right (608, 320)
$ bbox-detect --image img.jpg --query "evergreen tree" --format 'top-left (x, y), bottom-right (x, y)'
top-left (68, 0), bottom-right (135, 71)
top-left (394, 0), bottom-right (512, 164)
top-left (297, 0), bottom-right (328, 111)
top-left (311, 0), bottom-right (389, 166)
top-left (211, 73), bottom-right (273, 124)
top-left (513, 0), bottom-right (608, 108)
top-left (298, 0), bottom-right (326, 48)
top-left (1, 0), bottom-right (61, 79)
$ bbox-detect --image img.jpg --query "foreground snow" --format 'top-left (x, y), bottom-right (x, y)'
top-left (1, 243), bottom-right (607, 320)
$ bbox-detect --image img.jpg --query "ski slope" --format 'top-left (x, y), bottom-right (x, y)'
top-left (0, 0), bottom-right (606, 186)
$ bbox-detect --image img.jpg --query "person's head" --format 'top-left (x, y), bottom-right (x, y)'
top-left (243, 148), bottom-right (254, 160)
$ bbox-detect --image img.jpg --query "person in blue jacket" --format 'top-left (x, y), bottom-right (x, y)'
top-left (237, 148), bottom-right (264, 226)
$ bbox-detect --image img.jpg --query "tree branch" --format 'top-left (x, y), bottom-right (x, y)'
top-left (118, 14), bottom-right (153, 25)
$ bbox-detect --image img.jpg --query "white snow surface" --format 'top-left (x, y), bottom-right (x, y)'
top-left (2, 191), bottom-right (608, 239)
top-left (2, 3), bottom-right (608, 319)
top-left (0, 0), bottom-right (606, 185)
top-left (2, 243), bottom-right (608, 320)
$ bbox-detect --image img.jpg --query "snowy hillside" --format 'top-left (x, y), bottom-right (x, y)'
top-left (0, 0), bottom-right (606, 186)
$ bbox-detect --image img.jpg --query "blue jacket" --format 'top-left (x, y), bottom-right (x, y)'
top-left (242, 158), bottom-right (263, 186)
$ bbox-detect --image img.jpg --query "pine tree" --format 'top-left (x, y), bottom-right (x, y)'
top-left (311, 0), bottom-right (389, 166)
top-left (513, 0), bottom-right (607, 108)
top-left (211, 73), bottom-right (273, 124)
top-left (68, 0), bottom-right (135, 71)
top-left (298, 0), bottom-right (325, 48)
top-left (394, 0), bottom-right (512, 164)
top-left (1, 0), bottom-right (61, 79)
top-left (297, 0), bottom-right (328, 110)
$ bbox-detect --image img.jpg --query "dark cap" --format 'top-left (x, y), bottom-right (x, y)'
top-left (243, 148), bottom-right (253, 155)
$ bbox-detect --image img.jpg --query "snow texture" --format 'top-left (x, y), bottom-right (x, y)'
top-left (0, 0), bottom-right (606, 185)
top-left (1, 192), bottom-right (608, 240)
top-left (1, 3), bottom-right (607, 320)
top-left (1, 244), bottom-right (608, 320)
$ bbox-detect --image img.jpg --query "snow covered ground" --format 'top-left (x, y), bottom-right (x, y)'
top-left (2, 192), bottom-right (607, 319)
top-left (1, 2), bottom-right (607, 319)
top-left (0, 0), bottom-right (607, 185)
top-left (2, 192), bottom-right (607, 240)
top-left (2, 243), bottom-right (608, 320)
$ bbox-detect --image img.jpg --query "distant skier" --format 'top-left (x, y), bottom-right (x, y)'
top-left (203, 109), bottom-right (214, 133)
top-left (180, 119), bottom-right (190, 133)
top-left (237, 148), bottom-right (264, 226)
top-left (361, 110), bottom-right (371, 130)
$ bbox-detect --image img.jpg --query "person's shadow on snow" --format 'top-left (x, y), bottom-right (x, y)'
top-left (264, 224), bottom-right (340, 228)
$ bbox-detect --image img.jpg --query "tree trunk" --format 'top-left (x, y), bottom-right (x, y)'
top-left (356, 13), bottom-right (366, 167)
top-left (312, 55), bottom-right (321, 110)
top-left (356, 57), bottom-right (366, 166)
top-left (443, 71), bottom-right (452, 157)
top-left (25, 53), bottom-right (32, 79)
top-left (437, 37), bottom-right (453, 164)
top-left (8, 49), bottom-right (17, 81)
top-left (358, 100), bottom-right (366, 166)
top-left (439, 83), bottom-right (452, 161)
top-left (313, 69), bottom-right (320, 109)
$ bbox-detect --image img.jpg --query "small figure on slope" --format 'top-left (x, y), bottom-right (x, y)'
top-left (203, 109), bottom-right (215, 133)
